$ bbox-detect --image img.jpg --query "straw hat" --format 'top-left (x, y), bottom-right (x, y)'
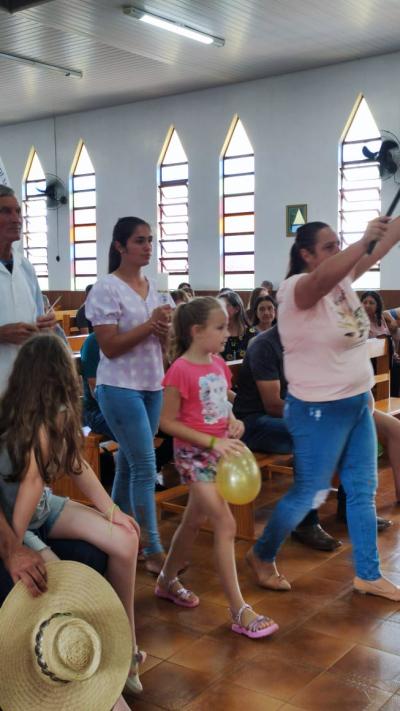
top-left (0, 560), bottom-right (132, 711)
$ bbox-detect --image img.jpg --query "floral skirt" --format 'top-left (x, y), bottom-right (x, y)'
top-left (174, 443), bottom-right (221, 484)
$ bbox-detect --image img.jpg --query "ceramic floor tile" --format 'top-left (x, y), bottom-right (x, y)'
top-left (137, 620), bottom-right (201, 659)
top-left (256, 625), bottom-right (355, 669)
top-left (289, 670), bottom-right (392, 711)
top-left (168, 634), bottom-right (254, 674)
top-left (139, 661), bottom-right (220, 710)
top-left (184, 680), bottom-right (283, 711)
top-left (330, 644), bottom-right (400, 694)
top-left (226, 653), bottom-right (323, 701)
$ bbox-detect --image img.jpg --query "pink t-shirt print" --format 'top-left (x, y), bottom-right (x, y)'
top-left (162, 355), bottom-right (232, 448)
top-left (277, 274), bottom-right (373, 402)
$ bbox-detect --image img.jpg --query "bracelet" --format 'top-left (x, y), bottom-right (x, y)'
top-left (208, 436), bottom-right (217, 450)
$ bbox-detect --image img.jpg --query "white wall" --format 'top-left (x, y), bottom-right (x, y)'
top-left (1, 50), bottom-right (400, 290)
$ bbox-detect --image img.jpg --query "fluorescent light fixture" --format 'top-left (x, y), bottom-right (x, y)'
top-left (123, 6), bottom-right (225, 47)
top-left (0, 50), bottom-right (82, 78)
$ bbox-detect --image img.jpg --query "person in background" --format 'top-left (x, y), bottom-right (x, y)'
top-left (86, 216), bottom-right (173, 575)
top-left (75, 284), bottom-right (94, 333)
top-left (250, 217), bottom-right (400, 601)
top-left (261, 280), bottom-right (274, 293)
top-left (219, 290), bottom-right (252, 361)
top-left (251, 294), bottom-right (277, 333)
top-left (246, 287), bottom-right (268, 322)
top-left (178, 282), bottom-right (195, 299)
top-left (360, 291), bottom-right (396, 338)
top-left (0, 185), bottom-right (56, 395)
top-left (171, 288), bottom-right (190, 306)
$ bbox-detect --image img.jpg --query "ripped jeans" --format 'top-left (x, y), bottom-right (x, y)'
top-left (254, 391), bottom-right (381, 581)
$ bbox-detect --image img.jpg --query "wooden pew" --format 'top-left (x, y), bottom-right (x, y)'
top-left (67, 333), bottom-right (89, 353)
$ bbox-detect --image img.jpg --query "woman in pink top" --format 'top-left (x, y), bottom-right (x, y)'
top-left (249, 217), bottom-right (400, 602)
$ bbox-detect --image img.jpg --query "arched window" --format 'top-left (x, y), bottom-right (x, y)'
top-left (158, 128), bottom-right (189, 289)
top-left (340, 96), bottom-right (381, 289)
top-left (221, 117), bottom-right (255, 290)
top-left (22, 149), bottom-right (48, 289)
top-left (70, 142), bottom-right (97, 290)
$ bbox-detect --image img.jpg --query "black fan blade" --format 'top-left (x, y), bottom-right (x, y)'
top-left (362, 146), bottom-right (378, 160)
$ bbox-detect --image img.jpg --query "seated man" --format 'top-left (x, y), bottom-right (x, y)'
top-left (233, 324), bottom-right (341, 553)
top-left (0, 502), bottom-right (107, 604)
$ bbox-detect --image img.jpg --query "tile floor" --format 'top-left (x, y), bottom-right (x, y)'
top-left (129, 462), bottom-right (400, 710)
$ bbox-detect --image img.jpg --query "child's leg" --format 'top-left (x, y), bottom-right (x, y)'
top-left (159, 482), bottom-right (277, 633)
top-left (161, 489), bottom-right (207, 582)
top-left (48, 500), bottom-right (138, 636)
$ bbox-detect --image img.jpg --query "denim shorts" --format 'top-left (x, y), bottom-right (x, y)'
top-left (23, 493), bottom-right (68, 552)
top-left (174, 444), bottom-right (221, 484)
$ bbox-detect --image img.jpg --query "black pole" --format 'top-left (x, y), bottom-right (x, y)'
top-left (366, 186), bottom-right (400, 254)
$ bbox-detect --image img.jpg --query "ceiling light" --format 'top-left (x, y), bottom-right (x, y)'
top-left (0, 50), bottom-right (82, 77)
top-left (123, 6), bottom-right (225, 47)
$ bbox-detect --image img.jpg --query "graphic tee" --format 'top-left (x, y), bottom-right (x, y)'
top-left (277, 274), bottom-right (373, 401)
top-left (162, 355), bottom-right (232, 447)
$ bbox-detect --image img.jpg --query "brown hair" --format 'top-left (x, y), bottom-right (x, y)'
top-left (286, 222), bottom-right (329, 277)
top-left (0, 333), bottom-right (84, 484)
top-left (172, 296), bottom-right (224, 359)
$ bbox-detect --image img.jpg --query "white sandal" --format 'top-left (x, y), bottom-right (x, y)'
top-left (124, 647), bottom-right (147, 695)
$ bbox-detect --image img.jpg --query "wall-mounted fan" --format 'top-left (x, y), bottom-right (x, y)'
top-left (362, 130), bottom-right (400, 252)
top-left (36, 173), bottom-right (68, 209)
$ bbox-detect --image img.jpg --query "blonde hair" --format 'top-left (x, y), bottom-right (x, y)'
top-left (172, 296), bottom-right (224, 359)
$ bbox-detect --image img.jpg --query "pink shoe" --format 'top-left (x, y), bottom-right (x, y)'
top-left (155, 573), bottom-right (199, 608)
top-left (231, 603), bottom-right (279, 639)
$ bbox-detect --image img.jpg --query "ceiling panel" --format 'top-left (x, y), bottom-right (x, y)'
top-left (0, 0), bottom-right (400, 125)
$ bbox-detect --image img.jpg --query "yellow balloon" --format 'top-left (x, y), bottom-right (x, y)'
top-left (216, 447), bottom-right (261, 505)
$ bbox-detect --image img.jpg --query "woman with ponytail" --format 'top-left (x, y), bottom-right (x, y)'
top-left (246, 216), bottom-right (400, 602)
top-left (86, 217), bottom-right (174, 580)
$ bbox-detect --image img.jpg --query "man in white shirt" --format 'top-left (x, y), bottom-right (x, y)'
top-left (0, 185), bottom-right (55, 394)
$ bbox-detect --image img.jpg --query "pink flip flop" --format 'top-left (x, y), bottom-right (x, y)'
top-left (231, 603), bottom-right (279, 639)
top-left (155, 574), bottom-right (200, 608)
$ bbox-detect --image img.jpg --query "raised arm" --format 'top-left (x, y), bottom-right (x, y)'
top-left (353, 216), bottom-right (400, 282)
top-left (295, 218), bottom-right (389, 310)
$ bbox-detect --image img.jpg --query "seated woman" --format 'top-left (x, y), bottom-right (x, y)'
top-left (250, 294), bottom-right (277, 333)
top-left (361, 291), bottom-right (397, 338)
top-left (219, 290), bottom-right (252, 361)
top-left (245, 287), bottom-right (268, 322)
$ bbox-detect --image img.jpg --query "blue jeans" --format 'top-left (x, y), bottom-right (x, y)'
top-left (97, 385), bottom-right (163, 555)
top-left (254, 392), bottom-right (380, 581)
top-left (243, 412), bottom-right (318, 528)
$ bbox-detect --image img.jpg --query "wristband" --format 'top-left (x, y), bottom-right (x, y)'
top-left (208, 436), bottom-right (217, 449)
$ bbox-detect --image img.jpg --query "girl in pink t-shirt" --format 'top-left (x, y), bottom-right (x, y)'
top-left (156, 296), bottom-right (278, 639)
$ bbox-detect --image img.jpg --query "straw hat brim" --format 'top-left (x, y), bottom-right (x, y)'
top-left (0, 560), bottom-right (132, 711)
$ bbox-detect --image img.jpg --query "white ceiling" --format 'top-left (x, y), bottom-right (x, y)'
top-left (1, 0), bottom-right (400, 126)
